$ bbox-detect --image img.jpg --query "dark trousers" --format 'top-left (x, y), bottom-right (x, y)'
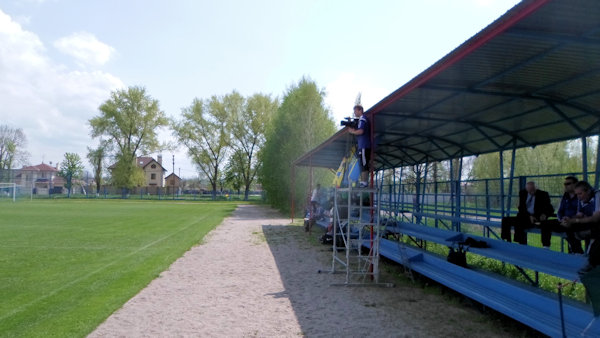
top-left (538, 219), bottom-right (587, 253)
top-left (539, 219), bottom-right (568, 248)
top-left (501, 214), bottom-right (533, 245)
top-left (565, 222), bottom-right (597, 254)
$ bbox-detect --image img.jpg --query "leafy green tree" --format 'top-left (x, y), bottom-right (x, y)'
top-left (172, 96), bottom-right (230, 199)
top-left (229, 92), bottom-right (278, 200)
top-left (86, 140), bottom-right (109, 195)
top-left (0, 125), bottom-right (29, 171)
top-left (109, 154), bottom-right (146, 190)
top-left (224, 149), bottom-right (245, 195)
top-left (471, 141), bottom-right (584, 181)
top-left (260, 77), bottom-right (336, 212)
top-left (89, 86), bottom-right (168, 189)
top-left (468, 140), bottom-right (586, 205)
top-left (58, 153), bottom-right (84, 198)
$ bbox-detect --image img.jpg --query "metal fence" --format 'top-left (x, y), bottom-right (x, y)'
top-left (0, 169), bottom-right (258, 201)
top-left (377, 171), bottom-right (593, 222)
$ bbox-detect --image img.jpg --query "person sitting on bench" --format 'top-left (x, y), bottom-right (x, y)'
top-left (561, 180), bottom-right (600, 254)
top-left (501, 181), bottom-right (554, 245)
top-left (310, 184), bottom-right (322, 215)
top-left (539, 176), bottom-right (579, 250)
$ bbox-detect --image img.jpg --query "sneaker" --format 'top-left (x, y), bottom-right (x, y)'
top-left (359, 181), bottom-right (368, 188)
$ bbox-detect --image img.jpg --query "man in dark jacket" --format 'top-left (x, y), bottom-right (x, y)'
top-left (501, 181), bottom-right (554, 245)
top-left (539, 176), bottom-right (578, 250)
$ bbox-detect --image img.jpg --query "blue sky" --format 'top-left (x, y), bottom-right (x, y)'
top-left (0, 0), bottom-right (519, 178)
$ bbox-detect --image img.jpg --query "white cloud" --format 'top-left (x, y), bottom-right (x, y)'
top-left (0, 9), bottom-right (123, 168)
top-left (54, 31), bottom-right (116, 67)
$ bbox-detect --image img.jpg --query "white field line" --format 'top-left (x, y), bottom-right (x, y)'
top-left (0, 215), bottom-right (209, 322)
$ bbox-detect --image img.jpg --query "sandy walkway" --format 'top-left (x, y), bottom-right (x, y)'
top-left (89, 204), bottom-right (517, 337)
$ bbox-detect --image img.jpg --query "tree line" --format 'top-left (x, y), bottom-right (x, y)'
top-left (5, 77), bottom-right (595, 210)
top-left (0, 77), bottom-right (335, 206)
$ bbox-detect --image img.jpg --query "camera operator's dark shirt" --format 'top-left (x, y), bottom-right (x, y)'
top-left (357, 114), bottom-right (370, 149)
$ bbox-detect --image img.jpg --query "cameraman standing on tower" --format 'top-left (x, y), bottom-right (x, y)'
top-left (348, 102), bottom-right (370, 188)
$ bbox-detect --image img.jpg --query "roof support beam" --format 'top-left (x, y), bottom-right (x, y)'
top-left (468, 123), bottom-right (503, 149)
top-left (583, 119), bottom-right (600, 134)
top-left (374, 145), bottom-right (413, 163)
top-left (376, 143), bottom-right (423, 164)
top-left (375, 154), bottom-right (396, 170)
top-left (428, 138), bottom-right (453, 158)
top-left (534, 68), bottom-right (600, 94)
top-left (476, 24), bottom-right (600, 90)
top-left (379, 113), bottom-right (533, 148)
top-left (430, 85), bottom-right (600, 118)
top-left (379, 129), bottom-right (475, 155)
top-left (547, 101), bottom-right (584, 134)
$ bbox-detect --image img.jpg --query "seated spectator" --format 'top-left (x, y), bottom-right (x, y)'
top-left (539, 176), bottom-right (579, 250)
top-left (560, 180), bottom-right (600, 275)
top-left (310, 184), bottom-right (322, 215)
top-left (501, 181), bottom-right (554, 245)
top-left (561, 180), bottom-right (600, 254)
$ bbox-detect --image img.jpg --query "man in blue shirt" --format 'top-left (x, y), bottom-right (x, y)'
top-left (562, 180), bottom-right (600, 254)
top-left (348, 104), bottom-right (370, 188)
top-left (561, 180), bottom-right (600, 274)
top-left (539, 176), bottom-right (578, 250)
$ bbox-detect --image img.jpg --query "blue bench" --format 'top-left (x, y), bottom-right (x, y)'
top-left (409, 212), bottom-right (571, 252)
top-left (375, 239), bottom-right (599, 337)
top-left (414, 212), bottom-right (500, 229)
top-left (387, 221), bottom-right (586, 282)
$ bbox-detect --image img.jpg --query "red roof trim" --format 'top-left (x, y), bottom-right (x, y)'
top-left (370, 0), bottom-right (551, 115)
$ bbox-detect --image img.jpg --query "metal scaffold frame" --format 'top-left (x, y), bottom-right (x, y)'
top-left (330, 186), bottom-right (391, 287)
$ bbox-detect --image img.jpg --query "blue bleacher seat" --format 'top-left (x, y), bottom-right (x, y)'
top-left (374, 239), bottom-right (600, 337)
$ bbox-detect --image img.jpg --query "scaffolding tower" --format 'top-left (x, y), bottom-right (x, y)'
top-left (330, 186), bottom-right (390, 286)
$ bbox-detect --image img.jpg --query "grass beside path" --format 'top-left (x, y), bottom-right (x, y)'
top-left (0, 199), bottom-right (237, 338)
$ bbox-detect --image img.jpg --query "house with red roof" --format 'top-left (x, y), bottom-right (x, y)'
top-left (109, 155), bottom-right (167, 190)
top-left (14, 162), bottom-right (59, 194)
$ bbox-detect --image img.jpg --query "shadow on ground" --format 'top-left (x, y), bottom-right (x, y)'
top-left (261, 222), bottom-right (540, 337)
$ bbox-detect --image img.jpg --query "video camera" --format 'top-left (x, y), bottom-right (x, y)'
top-left (340, 117), bottom-right (359, 129)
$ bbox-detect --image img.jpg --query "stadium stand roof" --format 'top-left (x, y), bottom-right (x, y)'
top-left (294, 0), bottom-right (600, 170)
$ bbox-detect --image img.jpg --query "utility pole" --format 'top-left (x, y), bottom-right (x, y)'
top-left (172, 155), bottom-right (175, 200)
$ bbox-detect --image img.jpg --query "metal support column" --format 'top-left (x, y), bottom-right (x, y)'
top-left (506, 145), bottom-right (517, 216)
top-left (499, 151), bottom-right (505, 218)
top-left (595, 136), bottom-right (600, 190)
top-left (582, 136), bottom-right (588, 182)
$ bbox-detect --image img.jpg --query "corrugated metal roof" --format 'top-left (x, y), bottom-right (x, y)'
top-left (295, 0), bottom-right (600, 170)
top-left (293, 128), bottom-right (354, 169)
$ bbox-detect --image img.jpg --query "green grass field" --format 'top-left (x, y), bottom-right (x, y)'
top-left (0, 199), bottom-right (237, 338)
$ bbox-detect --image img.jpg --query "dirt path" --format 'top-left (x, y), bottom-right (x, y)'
top-left (89, 204), bottom-right (517, 337)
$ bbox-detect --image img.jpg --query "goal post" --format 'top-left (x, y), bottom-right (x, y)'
top-left (0, 183), bottom-right (17, 202)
